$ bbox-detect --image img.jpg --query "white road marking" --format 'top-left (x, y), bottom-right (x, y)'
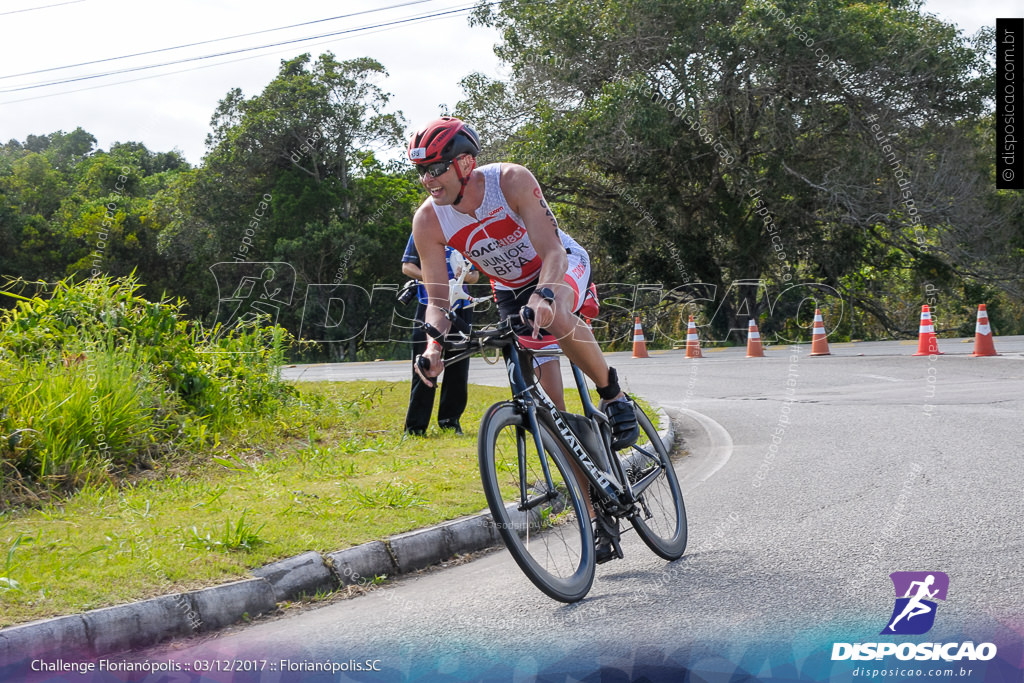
top-left (660, 405), bottom-right (734, 494)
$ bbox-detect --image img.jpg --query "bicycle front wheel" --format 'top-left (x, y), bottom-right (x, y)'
top-left (624, 406), bottom-right (688, 560)
top-left (478, 402), bottom-right (595, 603)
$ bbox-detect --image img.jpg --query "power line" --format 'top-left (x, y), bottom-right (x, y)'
top-left (0, 2), bottom-right (513, 106)
top-left (0, 0), bottom-right (85, 17)
top-left (0, 0), bottom-right (438, 80)
top-left (0, 9), bottom-right (477, 105)
top-left (0, 3), bottom-right (479, 94)
top-left (0, 0), bottom-right (545, 106)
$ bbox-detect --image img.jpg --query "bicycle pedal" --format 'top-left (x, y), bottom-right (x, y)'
top-left (594, 515), bottom-right (623, 564)
top-left (595, 532), bottom-right (623, 564)
top-left (595, 536), bottom-right (616, 564)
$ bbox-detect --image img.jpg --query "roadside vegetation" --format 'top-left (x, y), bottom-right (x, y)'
top-left (0, 275), bottom-right (615, 627)
top-left (0, 274), bottom-right (295, 504)
top-left (0, 377), bottom-right (512, 627)
top-left (3, 7), bottom-right (1021, 364)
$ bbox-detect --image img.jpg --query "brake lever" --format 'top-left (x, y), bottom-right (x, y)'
top-left (415, 354), bottom-right (432, 373)
top-left (519, 305), bottom-right (535, 326)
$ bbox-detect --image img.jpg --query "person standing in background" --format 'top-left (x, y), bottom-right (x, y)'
top-left (401, 233), bottom-right (478, 435)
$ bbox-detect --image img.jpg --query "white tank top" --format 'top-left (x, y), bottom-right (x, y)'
top-left (431, 163), bottom-right (580, 289)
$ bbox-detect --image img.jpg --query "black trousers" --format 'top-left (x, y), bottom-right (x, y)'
top-left (405, 302), bottom-right (473, 433)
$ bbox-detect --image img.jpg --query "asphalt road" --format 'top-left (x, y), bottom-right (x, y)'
top-left (134, 336), bottom-right (1024, 682)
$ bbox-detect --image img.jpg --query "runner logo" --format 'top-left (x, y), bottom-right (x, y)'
top-left (832, 570), bottom-right (996, 662)
top-left (881, 571), bottom-right (949, 635)
top-left (209, 262), bottom-right (296, 333)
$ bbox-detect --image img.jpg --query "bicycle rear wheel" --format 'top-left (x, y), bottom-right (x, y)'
top-left (624, 406), bottom-right (687, 560)
top-left (478, 402), bottom-right (595, 603)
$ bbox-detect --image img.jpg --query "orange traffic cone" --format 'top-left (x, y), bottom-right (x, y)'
top-left (912, 305), bottom-right (943, 356)
top-left (746, 319), bottom-right (765, 357)
top-left (971, 304), bottom-right (999, 357)
top-left (685, 315), bottom-right (703, 358)
top-left (810, 309), bottom-right (830, 356)
top-left (631, 317), bottom-right (649, 358)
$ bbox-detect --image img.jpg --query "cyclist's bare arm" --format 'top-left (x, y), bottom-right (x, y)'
top-left (412, 201), bottom-right (455, 386)
top-left (500, 164), bottom-right (569, 324)
top-left (501, 164), bottom-right (615, 390)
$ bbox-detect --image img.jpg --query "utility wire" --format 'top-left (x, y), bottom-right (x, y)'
top-left (0, 0), bottom-right (84, 17)
top-left (0, 3), bottom-right (479, 93)
top-left (0, 0), bottom-right (544, 106)
top-left (0, 4), bottom-right (504, 106)
top-left (0, 0), bottom-right (438, 80)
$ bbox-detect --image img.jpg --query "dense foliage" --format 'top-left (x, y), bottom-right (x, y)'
top-left (0, 275), bottom-right (295, 504)
top-left (461, 0), bottom-right (1023, 341)
top-left (1, 54), bottom-right (421, 362)
top-left (2, 5), bottom-right (1022, 353)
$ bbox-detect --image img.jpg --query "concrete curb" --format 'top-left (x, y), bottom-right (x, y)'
top-left (0, 614), bottom-right (87, 668)
top-left (252, 550), bottom-right (336, 603)
top-left (82, 594), bottom-right (196, 654)
top-left (187, 578), bottom-right (278, 633)
top-left (328, 540), bottom-right (396, 586)
top-left (0, 406), bottom-right (676, 665)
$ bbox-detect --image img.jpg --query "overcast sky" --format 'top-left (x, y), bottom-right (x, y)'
top-left (0, 0), bottom-right (1016, 165)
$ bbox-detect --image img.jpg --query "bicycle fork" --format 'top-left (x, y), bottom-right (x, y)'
top-left (502, 346), bottom-right (564, 518)
top-left (503, 345), bottom-right (613, 514)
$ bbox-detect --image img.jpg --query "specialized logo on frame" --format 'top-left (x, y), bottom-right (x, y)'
top-left (880, 571), bottom-right (948, 635)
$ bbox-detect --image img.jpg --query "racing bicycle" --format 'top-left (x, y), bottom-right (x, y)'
top-left (417, 305), bottom-right (687, 602)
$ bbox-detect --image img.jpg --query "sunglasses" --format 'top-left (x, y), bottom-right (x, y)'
top-left (416, 159), bottom-right (454, 178)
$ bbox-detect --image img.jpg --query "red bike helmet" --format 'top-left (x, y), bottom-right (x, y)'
top-left (408, 116), bottom-right (480, 164)
top-left (408, 117), bottom-right (480, 205)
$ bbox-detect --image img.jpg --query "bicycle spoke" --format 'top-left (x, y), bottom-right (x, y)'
top-left (626, 408), bottom-right (688, 560)
top-left (479, 403), bottom-right (594, 602)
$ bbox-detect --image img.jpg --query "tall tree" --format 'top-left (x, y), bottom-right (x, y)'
top-left (462, 0), bottom-right (1017, 340)
top-left (156, 53), bottom-right (414, 358)
top-left (0, 131), bottom-right (190, 294)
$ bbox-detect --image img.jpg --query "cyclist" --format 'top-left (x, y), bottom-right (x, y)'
top-left (408, 117), bottom-right (639, 560)
top-left (408, 116), bottom-right (638, 445)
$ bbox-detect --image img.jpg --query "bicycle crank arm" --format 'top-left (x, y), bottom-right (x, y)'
top-left (595, 512), bottom-right (624, 563)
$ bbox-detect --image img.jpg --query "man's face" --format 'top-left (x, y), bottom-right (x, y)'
top-left (417, 155), bottom-right (469, 205)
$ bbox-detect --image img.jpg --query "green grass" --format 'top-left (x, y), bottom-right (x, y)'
top-left (0, 380), bottom-right (523, 626)
top-left (1, 341), bottom-right (162, 493)
top-left (1, 275), bottom-right (298, 503)
top-left (0, 377), bottom-right (662, 628)
top-left (0, 276), bottom-right (671, 626)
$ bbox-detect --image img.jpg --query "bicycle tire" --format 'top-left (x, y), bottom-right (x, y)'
top-left (478, 402), bottom-right (595, 603)
top-left (625, 406), bottom-right (688, 560)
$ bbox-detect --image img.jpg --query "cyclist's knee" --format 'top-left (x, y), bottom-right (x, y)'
top-left (546, 308), bottom-right (575, 338)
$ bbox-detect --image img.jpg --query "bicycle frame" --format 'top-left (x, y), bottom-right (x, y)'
top-left (499, 343), bottom-right (673, 520)
top-left (430, 313), bottom-right (667, 519)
